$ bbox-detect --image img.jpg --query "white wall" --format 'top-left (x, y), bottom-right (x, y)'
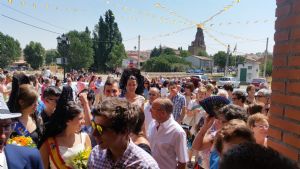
top-left (237, 62), bottom-right (260, 83)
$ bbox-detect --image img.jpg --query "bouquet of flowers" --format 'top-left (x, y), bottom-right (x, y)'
top-left (69, 148), bottom-right (91, 169)
top-left (7, 136), bottom-right (36, 148)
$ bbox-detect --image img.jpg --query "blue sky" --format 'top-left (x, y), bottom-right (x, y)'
top-left (0, 0), bottom-right (276, 55)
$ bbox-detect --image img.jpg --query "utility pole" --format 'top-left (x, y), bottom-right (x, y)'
top-left (263, 38), bottom-right (269, 78)
top-left (225, 44), bottom-right (230, 76)
top-left (138, 35), bottom-right (141, 69)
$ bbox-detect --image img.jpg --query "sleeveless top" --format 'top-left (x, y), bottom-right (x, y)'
top-left (49, 132), bottom-right (87, 169)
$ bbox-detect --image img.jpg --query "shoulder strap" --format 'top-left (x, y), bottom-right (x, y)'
top-left (46, 137), bottom-right (72, 169)
top-left (14, 121), bottom-right (30, 137)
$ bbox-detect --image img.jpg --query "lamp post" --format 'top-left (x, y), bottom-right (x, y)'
top-left (57, 34), bottom-right (70, 82)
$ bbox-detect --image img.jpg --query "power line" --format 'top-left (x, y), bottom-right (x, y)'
top-left (1, 14), bottom-right (61, 35)
top-left (0, 2), bottom-right (68, 31)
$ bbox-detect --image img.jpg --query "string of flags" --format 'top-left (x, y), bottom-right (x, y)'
top-left (5, 0), bottom-right (84, 13)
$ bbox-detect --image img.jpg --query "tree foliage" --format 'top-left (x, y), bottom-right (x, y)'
top-left (143, 54), bottom-right (190, 72)
top-left (150, 45), bottom-right (162, 57)
top-left (45, 49), bottom-right (59, 65)
top-left (63, 30), bottom-right (94, 70)
top-left (23, 41), bottom-right (45, 69)
top-left (93, 10), bottom-right (124, 72)
top-left (162, 47), bottom-right (176, 55)
top-left (106, 43), bottom-right (127, 70)
top-left (0, 32), bottom-right (21, 68)
top-left (179, 50), bottom-right (191, 57)
top-left (198, 50), bottom-right (208, 57)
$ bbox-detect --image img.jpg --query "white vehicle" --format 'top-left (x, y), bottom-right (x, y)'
top-left (217, 77), bottom-right (240, 88)
top-left (191, 74), bottom-right (209, 82)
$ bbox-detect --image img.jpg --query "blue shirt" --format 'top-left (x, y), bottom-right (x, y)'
top-left (209, 148), bottom-right (219, 169)
top-left (171, 93), bottom-right (186, 121)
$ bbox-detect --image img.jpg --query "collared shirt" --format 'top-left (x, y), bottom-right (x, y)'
top-left (0, 151), bottom-right (8, 169)
top-left (144, 102), bottom-right (154, 136)
top-left (171, 93), bottom-right (186, 121)
top-left (88, 140), bottom-right (159, 169)
top-left (148, 117), bottom-right (189, 169)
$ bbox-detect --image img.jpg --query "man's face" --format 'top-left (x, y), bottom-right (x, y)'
top-left (0, 119), bottom-right (13, 153)
top-left (169, 85), bottom-right (178, 96)
top-left (104, 83), bottom-right (120, 97)
top-left (149, 90), bottom-right (159, 104)
top-left (232, 94), bottom-right (243, 107)
top-left (150, 102), bottom-right (163, 121)
top-left (92, 116), bottom-right (124, 150)
top-left (44, 96), bottom-right (60, 114)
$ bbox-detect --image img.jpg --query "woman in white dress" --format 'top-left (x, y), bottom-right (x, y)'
top-left (40, 90), bottom-right (91, 169)
top-left (125, 75), bottom-right (145, 109)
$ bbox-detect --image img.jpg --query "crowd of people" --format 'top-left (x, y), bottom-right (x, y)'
top-left (0, 67), bottom-right (299, 169)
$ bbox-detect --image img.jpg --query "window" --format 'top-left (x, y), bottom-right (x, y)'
top-left (248, 66), bottom-right (252, 69)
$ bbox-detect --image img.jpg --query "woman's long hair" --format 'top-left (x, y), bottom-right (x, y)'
top-left (42, 86), bottom-right (75, 142)
top-left (7, 73), bottom-right (30, 113)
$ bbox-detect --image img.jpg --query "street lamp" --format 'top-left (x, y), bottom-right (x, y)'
top-left (57, 34), bottom-right (70, 82)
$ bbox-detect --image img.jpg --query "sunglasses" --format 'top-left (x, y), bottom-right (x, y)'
top-left (91, 120), bottom-right (111, 135)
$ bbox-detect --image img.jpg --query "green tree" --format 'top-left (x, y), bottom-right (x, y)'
top-left (23, 41), bottom-right (45, 69)
top-left (45, 49), bottom-right (58, 65)
top-left (143, 54), bottom-right (190, 72)
top-left (61, 30), bottom-right (94, 70)
top-left (106, 43), bottom-right (127, 70)
top-left (93, 10), bottom-right (123, 72)
top-left (198, 50), bottom-right (208, 57)
top-left (179, 50), bottom-right (191, 57)
top-left (213, 51), bottom-right (236, 68)
top-left (162, 48), bottom-right (176, 55)
top-left (150, 46), bottom-right (161, 57)
top-left (0, 32), bottom-right (21, 68)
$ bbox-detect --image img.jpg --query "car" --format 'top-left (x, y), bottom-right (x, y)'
top-left (186, 69), bottom-right (194, 73)
top-left (194, 69), bottom-right (205, 74)
top-left (217, 77), bottom-right (240, 88)
top-left (191, 74), bottom-right (209, 82)
top-left (251, 78), bottom-right (267, 90)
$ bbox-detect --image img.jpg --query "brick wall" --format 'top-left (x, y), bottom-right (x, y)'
top-left (269, 0), bottom-right (300, 164)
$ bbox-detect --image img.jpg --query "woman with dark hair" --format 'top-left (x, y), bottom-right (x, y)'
top-left (125, 75), bottom-right (145, 108)
top-left (130, 108), bottom-right (151, 154)
top-left (55, 79), bottom-right (62, 90)
top-left (40, 98), bottom-right (91, 168)
top-left (9, 84), bottom-right (43, 147)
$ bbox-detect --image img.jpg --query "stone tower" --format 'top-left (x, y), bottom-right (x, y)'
top-left (188, 27), bottom-right (206, 55)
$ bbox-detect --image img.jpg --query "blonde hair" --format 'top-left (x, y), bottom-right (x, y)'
top-left (247, 113), bottom-right (268, 128)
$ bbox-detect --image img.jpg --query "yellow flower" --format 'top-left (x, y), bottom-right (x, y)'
top-left (7, 136), bottom-right (36, 148)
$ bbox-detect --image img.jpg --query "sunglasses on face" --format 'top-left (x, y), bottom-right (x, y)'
top-left (91, 120), bottom-right (112, 135)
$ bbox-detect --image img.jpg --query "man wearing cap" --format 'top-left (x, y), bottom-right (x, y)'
top-left (0, 94), bottom-right (44, 169)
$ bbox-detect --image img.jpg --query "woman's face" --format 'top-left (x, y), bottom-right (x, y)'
top-left (184, 87), bottom-right (192, 95)
top-left (251, 119), bottom-right (269, 139)
top-left (21, 100), bottom-right (38, 114)
top-left (126, 79), bottom-right (137, 93)
top-left (67, 112), bottom-right (85, 132)
top-left (248, 86), bottom-right (256, 96)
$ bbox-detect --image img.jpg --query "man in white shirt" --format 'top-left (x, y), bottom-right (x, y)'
top-left (148, 98), bottom-right (188, 169)
top-left (144, 87), bottom-right (160, 136)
